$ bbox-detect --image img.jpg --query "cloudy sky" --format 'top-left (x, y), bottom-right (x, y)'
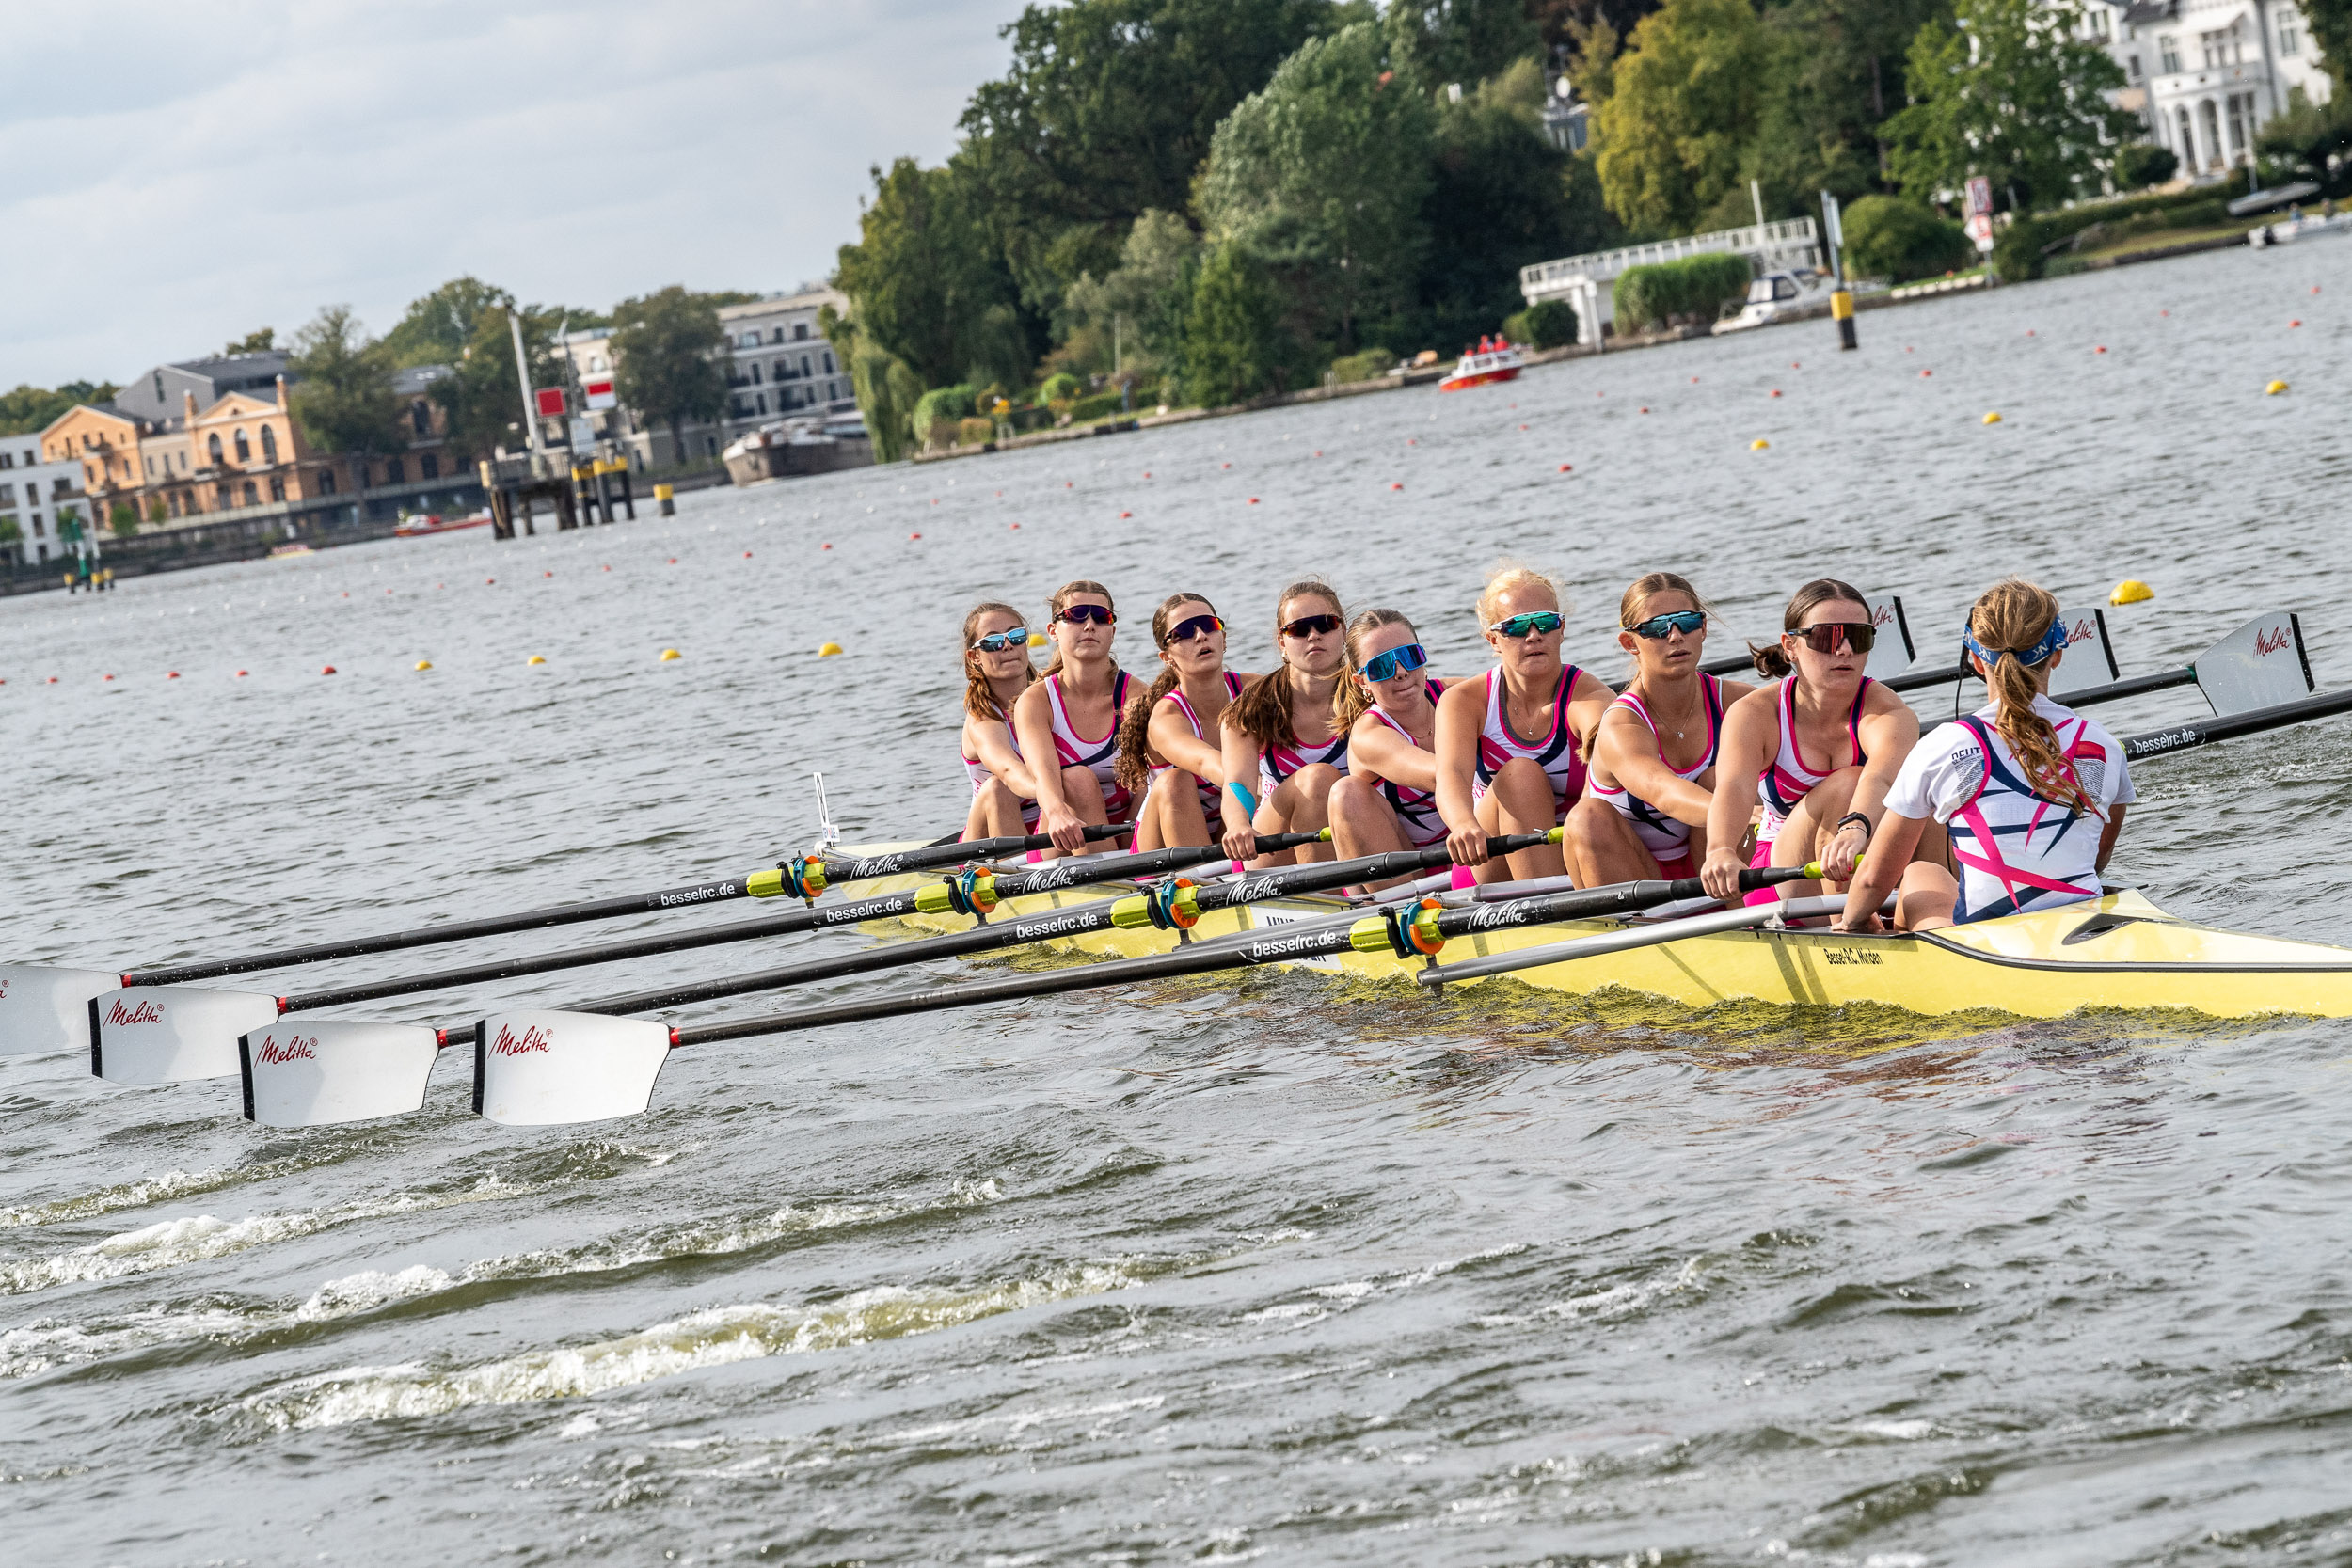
top-left (0, 0), bottom-right (1011, 388)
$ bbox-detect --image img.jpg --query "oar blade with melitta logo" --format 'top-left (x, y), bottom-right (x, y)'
top-left (0, 965), bottom-right (122, 1057)
top-left (240, 1021), bottom-right (440, 1127)
top-left (472, 1010), bottom-right (671, 1127)
top-left (88, 986), bottom-right (280, 1085)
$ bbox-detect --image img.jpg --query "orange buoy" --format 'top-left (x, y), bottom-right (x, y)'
top-left (1389, 483), bottom-right (1403, 490)
top-left (321, 665), bottom-right (337, 675)
top-left (1558, 463), bottom-right (1572, 472)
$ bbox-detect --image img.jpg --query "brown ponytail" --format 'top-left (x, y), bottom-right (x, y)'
top-left (1039, 578), bottom-right (1116, 678)
top-left (1114, 593), bottom-right (1217, 794)
top-left (1970, 577), bottom-right (2100, 816)
top-left (960, 600), bottom-right (1035, 721)
top-left (1226, 579), bottom-right (1341, 747)
top-left (1750, 577), bottom-right (1869, 679)
top-left (1333, 607), bottom-right (1417, 728)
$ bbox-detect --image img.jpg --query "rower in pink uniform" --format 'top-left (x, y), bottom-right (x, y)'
top-left (1012, 579), bottom-right (1139, 857)
top-left (956, 599), bottom-right (1042, 840)
top-left (1218, 579), bottom-right (1350, 867)
top-left (1114, 593), bottom-right (1254, 850)
top-left (1327, 608), bottom-right (1449, 863)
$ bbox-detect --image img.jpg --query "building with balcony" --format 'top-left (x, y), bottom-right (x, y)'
top-left (2088, 0), bottom-right (2332, 176)
top-left (0, 436), bottom-right (89, 566)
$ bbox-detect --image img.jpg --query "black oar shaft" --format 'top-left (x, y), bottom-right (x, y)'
top-left (124, 825), bottom-right (1134, 988)
top-left (2122, 686), bottom-right (2352, 759)
top-left (280, 832), bottom-right (1331, 1012)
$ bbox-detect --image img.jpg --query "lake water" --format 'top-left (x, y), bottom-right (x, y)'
top-left (4, 243), bottom-right (2349, 1566)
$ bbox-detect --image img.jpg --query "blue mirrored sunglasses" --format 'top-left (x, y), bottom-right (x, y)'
top-left (1359, 642), bottom-right (1429, 683)
top-left (1626, 610), bottom-right (1707, 640)
top-left (1487, 610), bottom-right (1564, 639)
top-left (970, 627), bottom-right (1029, 653)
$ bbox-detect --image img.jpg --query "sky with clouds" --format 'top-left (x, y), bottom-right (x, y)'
top-left (0, 0), bottom-right (1011, 388)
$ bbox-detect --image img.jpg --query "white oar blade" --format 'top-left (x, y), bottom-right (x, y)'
top-left (0, 965), bottom-right (122, 1056)
top-left (2195, 610), bottom-right (2312, 716)
top-left (240, 1020), bottom-right (441, 1128)
top-left (1864, 594), bottom-right (1914, 682)
top-left (470, 1009), bottom-right (671, 1127)
top-left (91, 987), bottom-right (281, 1085)
top-left (2047, 607), bottom-right (2121, 697)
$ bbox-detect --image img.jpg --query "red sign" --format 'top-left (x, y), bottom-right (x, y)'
top-left (582, 376), bottom-right (617, 412)
top-left (533, 387), bottom-right (567, 418)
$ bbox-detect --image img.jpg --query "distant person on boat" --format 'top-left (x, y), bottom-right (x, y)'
top-left (1327, 608), bottom-right (1448, 864)
top-left (1013, 580), bottom-right (1138, 856)
top-left (1218, 579), bottom-right (1350, 867)
top-left (1835, 578), bottom-right (2133, 931)
top-left (1568, 573), bottom-right (1755, 883)
top-left (1116, 594), bottom-right (1254, 851)
top-left (1701, 578), bottom-right (1924, 906)
top-left (1435, 563), bottom-right (1613, 884)
top-left (958, 600), bottom-right (1042, 843)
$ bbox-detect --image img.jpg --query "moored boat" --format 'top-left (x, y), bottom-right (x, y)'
top-left (1438, 343), bottom-right (1524, 392)
top-left (392, 511), bottom-right (494, 537)
top-left (266, 542), bottom-right (314, 559)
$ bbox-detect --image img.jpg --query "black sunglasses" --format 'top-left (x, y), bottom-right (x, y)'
top-left (1057, 603), bottom-right (1116, 626)
top-left (1165, 613), bottom-right (1223, 644)
top-left (1281, 613), bottom-right (1343, 638)
top-left (1790, 621), bottom-right (1874, 654)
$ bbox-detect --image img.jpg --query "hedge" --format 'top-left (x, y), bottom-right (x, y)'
top-left (1841, 196), bottom-right (1974, 282)
top-left (1612, 253), bottom-right (1754, 332)
top-left (1502, 299), bottom-right (1579, 349)
top-left (1327, 347), bottom-right (1394, 384)
top-left (910, 384), bottom-right (975, 440)
top-left (1994, 174), bottom-right (2250, 281)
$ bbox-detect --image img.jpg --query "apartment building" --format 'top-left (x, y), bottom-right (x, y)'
top-left (2083, 0), bottom-right (2334, 175)
top-left (0, 436), bottom-right (89, 565)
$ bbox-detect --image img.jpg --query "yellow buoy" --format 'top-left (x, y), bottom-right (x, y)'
top-left (1750, 439), bottom-right (1770, 451)
top-left (2266, 379), bottom-right (2289, 396)
top-left (2110, 578), bottom-right (2154, 606)
top-left (413, 659), bottom-right (432, 672)
top-left (660, 648), bottom-right (682, 661)
top-left (1982, 411), bottom-right (2003, 424)
top-left (1027, 631), bottom-right (1049, 647)
top-left (527, 655), bottom-right (547, 665)
top-left (818, 641), bottom-right (843, 657)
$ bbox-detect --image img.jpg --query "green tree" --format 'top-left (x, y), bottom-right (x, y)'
top-left (109, 501), bottom-right (139, 537)
top-left (288, 306), bottom-right (405, 490)
top-left (1183, 243), bottom-right (1296, 404)
top-left (1885, 0), bottom-right (2137, 211)
top-left (422, 304), bottom-right (568, 461)
top-left (1387, 0), bottom-right (1544, 87)
top-left (382, 277), bottom-right (516, 368)
top-left (611, 286), bottom-right (730, 466)
top-left (834, 157), bottom-right (1031, 391)
top-left (0, 381), bottom-right (119, 436)
top-left (1198, 21), bottom-right (1438, 354)
top-left (1057, 209), bottom-right (1204, 376)
top-left (954, 0), bottom-right (1343, 316)
top-left (2304, 0), bottom-right (2351, 90)
top-left (1593, 0), bottom-right (1775, 236)
top-left (1839, 193), bottom-right (1973, 278)
top-left (819, 304), bottom-right (924, 464)
top-left (224, 327), bottom-right (275, 355)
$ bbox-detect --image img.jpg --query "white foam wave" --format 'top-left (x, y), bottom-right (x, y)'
top-left (240, 1259), bottom-right (1152, 1431)
top-left (0, 1167), bottom-right (240, 1229)
top-left (1541, 1256), bottom-right (1706, 1322)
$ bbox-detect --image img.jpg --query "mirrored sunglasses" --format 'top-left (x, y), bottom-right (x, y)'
top-left (1487, 610), bottom-right (1565, 639)
top-left (970, 626), bottom-right (1029, 653)
top-left (1280, 613), bottom-right (1343, 638)
top-left (1359, 642), bottom-right (1429, 683)
top-left (1165, 613), bottom-right (1224, 644)
top-left (1791, 621), bottom-right (1875, 655)
top-left (1626, 610), bottom-right (1708, 640)
top-left (1057, 603), bottom-right (1116, 626)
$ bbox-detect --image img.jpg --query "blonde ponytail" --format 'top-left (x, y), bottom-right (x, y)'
top-left (1968, 578), bottom-right (2099, 816)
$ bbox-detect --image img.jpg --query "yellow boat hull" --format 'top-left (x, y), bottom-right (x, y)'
top-left (849, 853), bottom-right (2352, 1021)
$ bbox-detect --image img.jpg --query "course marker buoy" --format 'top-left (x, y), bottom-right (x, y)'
top-left (2266, 379), bottom-right (2289, 395)
top-left (543, 570), bottom-right (552, 578)
top-left (743, 550), bottom-right (752, 558)
top-left (1982, 411), bottom-right (2002, 424)
top-left (1558, 463), bottom-right (1572, 472)
top-left (1751, 439), bottom-right (1770, 451)
top-left (414, 660), bottom-right (432, 671)
top-left (485, 578), bottom-right (495, 585)
top-left (1248, 498), bottom-right (1260, 505)
top-left (667, 557), bottom-right (677, 564)
top-left (1027, 632), bottom-right (1047, 647)
top-left (1920, 370), bottom-right (1931, 377)
top-left (527, 655), bottom-right (547, 665)
top-left (1120, 511), bottom-right (1133, 518)
top-left (103, 674), bottom-right (115, 681)
top-left (2095, 346), bottom-right (2107, 354)
top-left (2111, 579), bottom-right (2153, 606)
top-left (235, 671), bottom-right (246, 678)
top-left (1389, 483), bottom-right (1403, 490)
top-left (167, 672), bottom-right (180, 679)
top-left (818, 642), bottom-right (843, 657)
top-left (321, 666), bottom-right (337, 675)
top-left (659, 649), bottom-right (682, 662)
top-left (2291, 319), bottom-right (2302, 327)
top-left (823, 542), bottom-right (834, 548)
top-left (911, 532), bottom-right (922, 540)
top-left (1770, 389), bottom-right (1782, 398)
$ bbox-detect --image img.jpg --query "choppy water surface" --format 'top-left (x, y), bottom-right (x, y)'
top-left (5, 247), bottom-right (2351, 1566)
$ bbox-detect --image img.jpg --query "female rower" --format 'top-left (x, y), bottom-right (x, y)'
top-left (957, 600), bottom-right (1041, 841)
top-left (1113, 593), bottom-right (1251, 850)
top-left (1327, 608), bottom-right (1447, 862)
top-left (1011, 579), bottom-right (1137, 856)
top-left (1435, 564), bottom-right (1613, 882)
top-left (1698, 578), bottom-right (1921, 906)
top-left (1836, 577), bottom-right (2132, 931)
top-left (1567, 573), bottom-right (1753, 882)
top-left (1218, 579), bottom-right (1350, 866)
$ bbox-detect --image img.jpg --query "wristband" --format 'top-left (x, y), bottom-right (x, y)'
top-left (1835, 812), bottom-right (1872, 841)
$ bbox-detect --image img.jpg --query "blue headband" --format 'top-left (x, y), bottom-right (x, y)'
top-left (1963, 615), bottom-right (2068, 670)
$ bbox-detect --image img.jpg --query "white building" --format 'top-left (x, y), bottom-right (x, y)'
top-left (563, 285), bottom-right (856, 468)
top-left (2085, 0), bottom-right (2333, 177)
top-left (0, 435), bottom-right (90, 566)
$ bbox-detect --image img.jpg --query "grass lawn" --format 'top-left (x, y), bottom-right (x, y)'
top-left (2074, 221), bottom-right (2258, 261)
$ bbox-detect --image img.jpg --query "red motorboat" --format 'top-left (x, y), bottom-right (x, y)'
top-left (1438, 339), bottom-right (1524, 392)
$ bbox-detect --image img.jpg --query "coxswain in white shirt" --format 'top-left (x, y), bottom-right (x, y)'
top-left (1836, 578), bottom-right (2135, 931)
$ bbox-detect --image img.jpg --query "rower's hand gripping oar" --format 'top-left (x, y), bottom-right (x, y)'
top-left (0, 823), bottom-right (1136, 1059)
top-left (237, 832), bottom-right (1562, 1129)
top-left (88, 831), bottom-right (1332, 1086)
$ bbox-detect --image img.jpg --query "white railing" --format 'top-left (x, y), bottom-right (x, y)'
top-left (1520, 218), bottom-right (1822, 295)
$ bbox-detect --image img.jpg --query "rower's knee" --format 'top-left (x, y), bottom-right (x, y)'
top-left (1289, 762), bottom-right (1342, 801)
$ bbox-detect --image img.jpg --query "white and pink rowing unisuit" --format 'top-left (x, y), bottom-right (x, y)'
top-left (1257, 705), bottom-right (1350, 798)
top-left (1756, 674), bottom-right (1874, 845)
top-left (1589, 673), bottom-right (1724, 859)
top-left (1943, 714), bottom-right (2114, 922)
top-left (1045, 669), bottom-right (1136, 820)
top-left (1363, 677), bottom-right (1449, 847)
top-left (1473, 664), bottom-right (1588, 817)
top-left (961, 724), bottom-right (1041, 827)
top-left (1149, 672), bottom-right (1245, 821)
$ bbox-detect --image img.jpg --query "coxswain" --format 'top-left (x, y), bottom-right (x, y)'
top-left (957, 600), bottom-right (1042, 842)
top-left (1012, 580), bottom-right (1138, 856)
top-left (1218, 579), bottom-right (1350, 866)
top-left (1835, 578), bottom-right (2133, 930)
top-left (1114, 594), bottom-right (1253, 850)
